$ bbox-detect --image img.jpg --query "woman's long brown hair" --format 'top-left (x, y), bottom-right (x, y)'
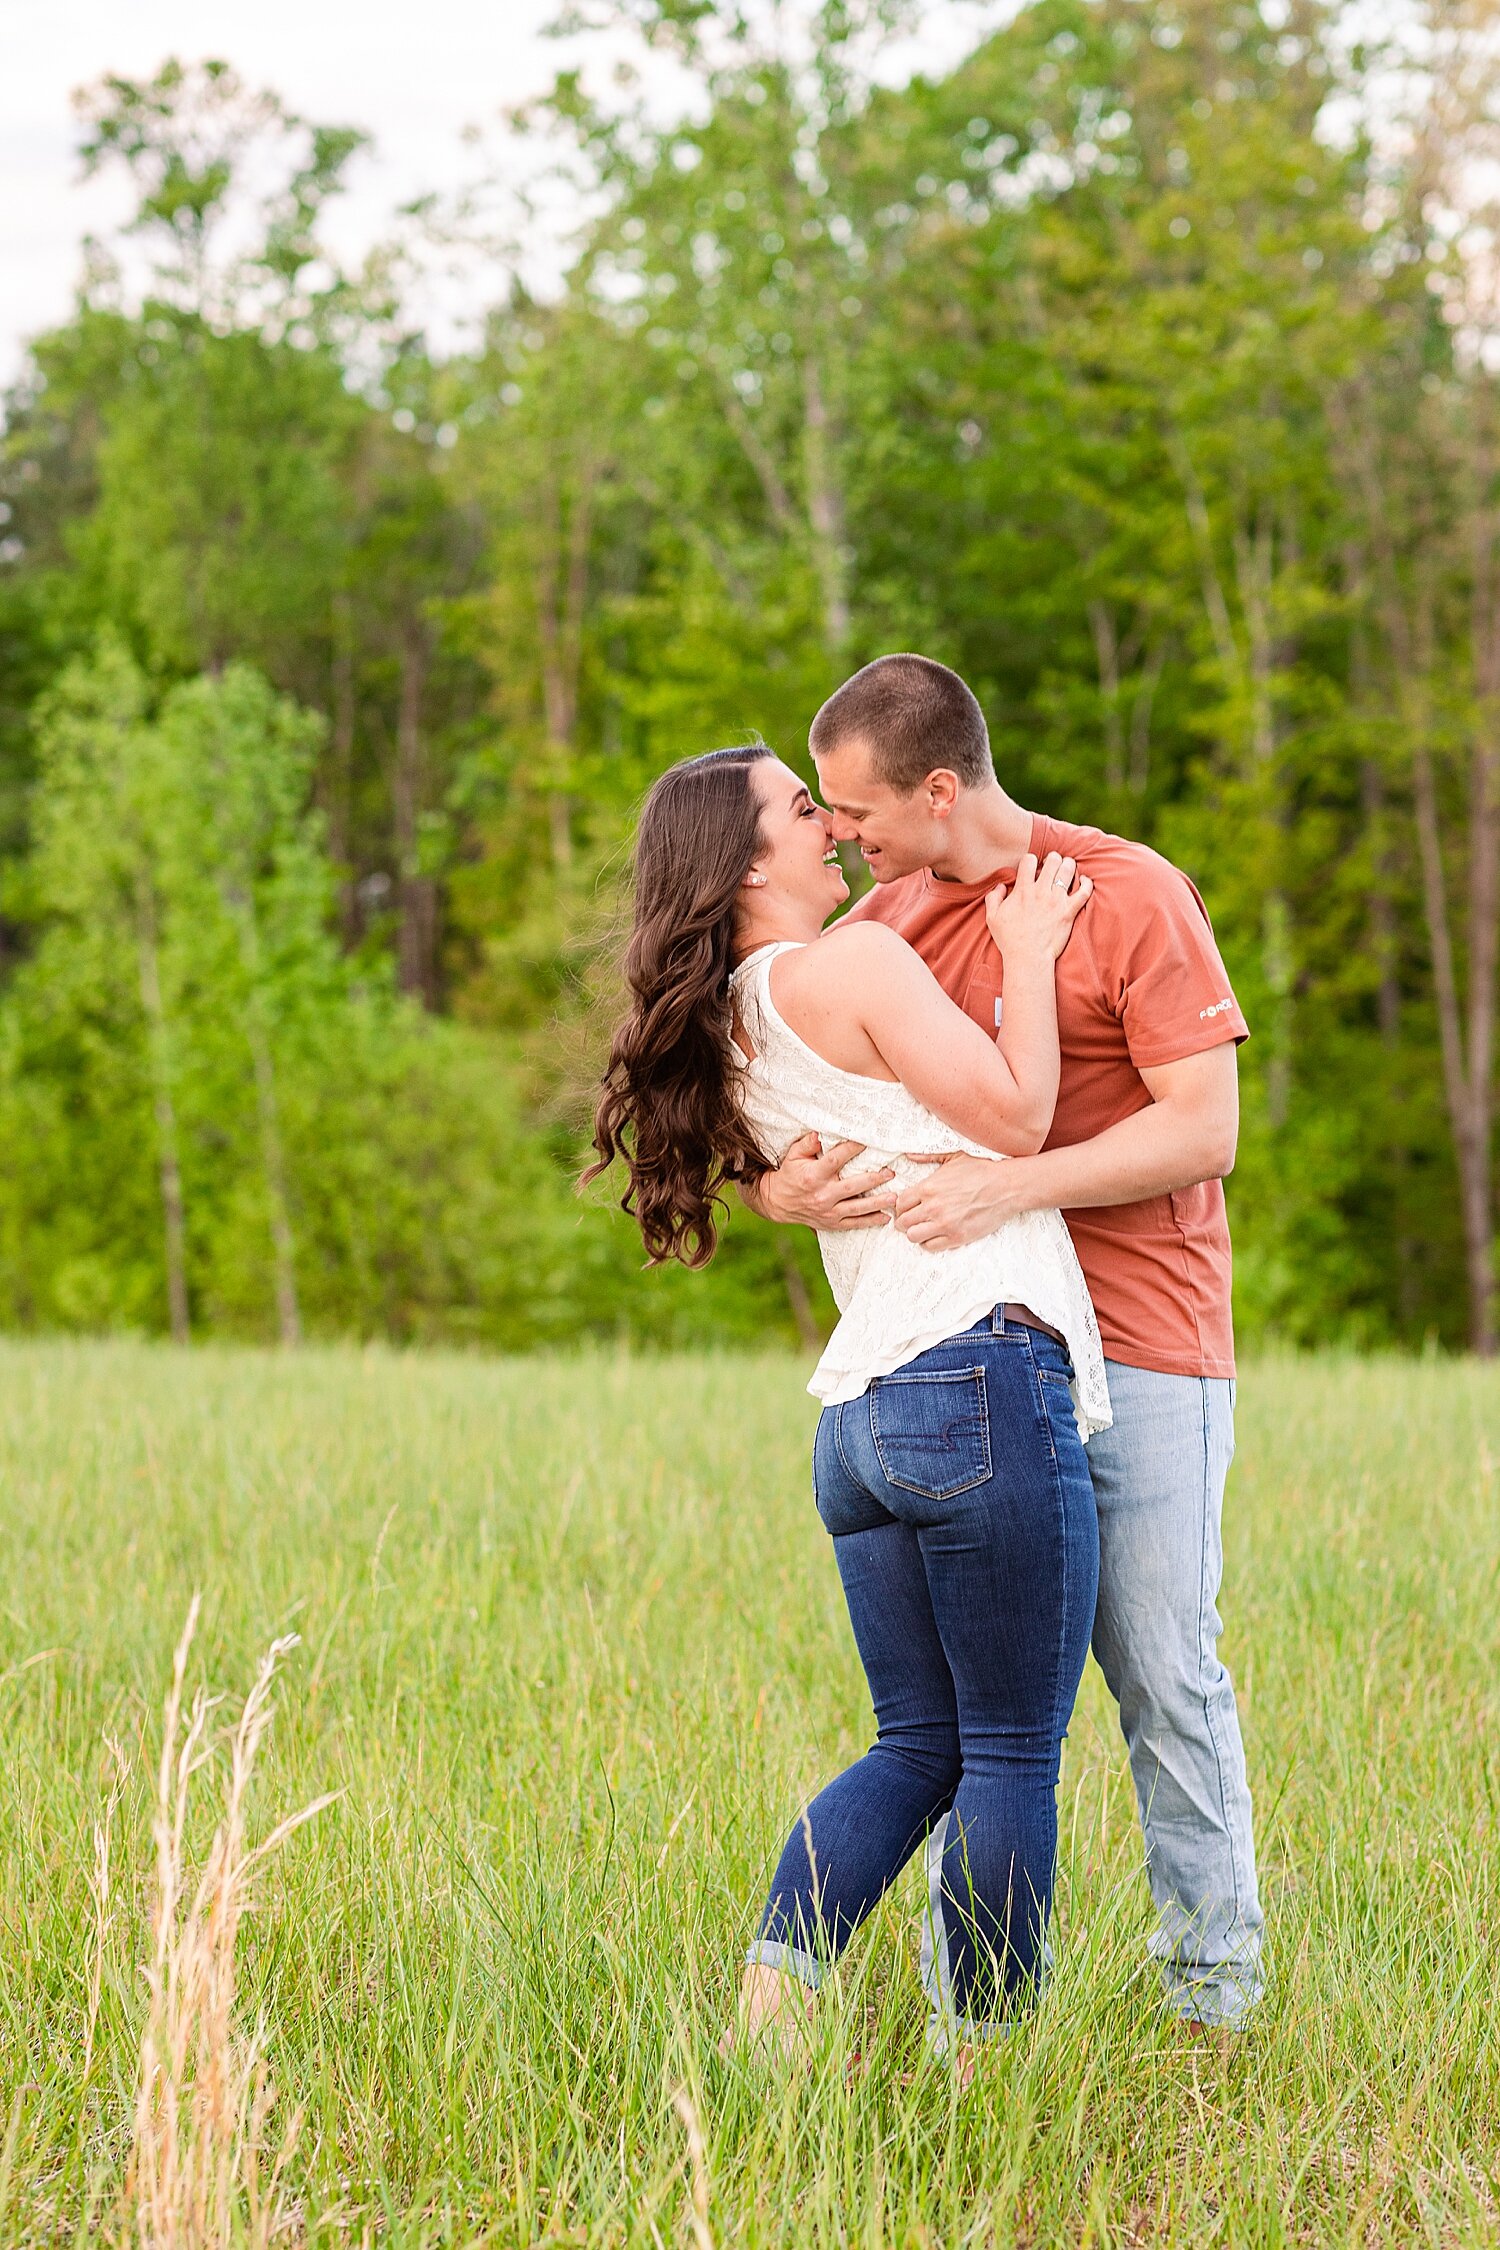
top-left (584, 744), bottom-right (775, 1265)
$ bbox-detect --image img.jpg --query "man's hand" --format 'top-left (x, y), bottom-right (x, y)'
top-left (894, 1154), bottom-right (1038, 1252)
top-left (894, 1044), bottom-right (1241, 1252)
top-left (739, 1132), bottom-right (895, 1230)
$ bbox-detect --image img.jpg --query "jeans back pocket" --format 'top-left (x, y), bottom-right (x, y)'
top-left (869, 1367), bottom-right (991, 1501)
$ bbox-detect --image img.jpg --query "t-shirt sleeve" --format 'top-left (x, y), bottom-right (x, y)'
top-left (1093, 852), bottom-right (1249, 1068)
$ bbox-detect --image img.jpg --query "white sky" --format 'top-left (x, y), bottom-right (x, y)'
top-left (1, 0), bottom-right (996, 387)
top-left (0, 0), bottom-right (591, 385)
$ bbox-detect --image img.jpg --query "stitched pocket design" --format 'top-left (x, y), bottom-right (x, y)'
top-left (870, 1368), bottom-right (991, 1500)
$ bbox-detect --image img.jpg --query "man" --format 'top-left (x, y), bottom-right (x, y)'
top-left (744, 652), bottom-right (1263, 2031)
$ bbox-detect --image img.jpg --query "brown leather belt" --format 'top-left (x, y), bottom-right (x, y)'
top-left (1002, 1303), bottom-right (1067, 1348)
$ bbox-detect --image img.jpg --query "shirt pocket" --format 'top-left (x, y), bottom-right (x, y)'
top-left (870, 1368), bottom-right (992, 1500)
top-left (962, 967), bottom-right (1005, 1037)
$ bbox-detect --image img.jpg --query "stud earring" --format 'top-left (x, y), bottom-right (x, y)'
top-left (746, 873), bottom-right (767, 887)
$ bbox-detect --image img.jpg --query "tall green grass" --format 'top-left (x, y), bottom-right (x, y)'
top-left (0, 1342), bottom-right (1494, 2245)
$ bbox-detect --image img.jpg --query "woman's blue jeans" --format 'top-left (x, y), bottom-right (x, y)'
top-left (750, 1312), bottom-right (1099, 2040)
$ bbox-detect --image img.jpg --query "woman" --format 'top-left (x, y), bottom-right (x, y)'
top-left (588, 743), bottom-right (1108, 2064)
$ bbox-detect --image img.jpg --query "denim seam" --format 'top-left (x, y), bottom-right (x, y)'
top-left (1023, 1331), bottom-right (1074, 1772)
top-left (831, 1400), bottom-right (857, 1492)
top-left (1193, 1378), bottom-right (1250, 1927)
top-left (1021, 1332), bottom-right (1059, 1464)
top-left (1040, 1378), bottom-right (1074, 1752)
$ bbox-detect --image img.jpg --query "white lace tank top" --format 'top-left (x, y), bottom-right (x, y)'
top-left (729, 941), bottom-right (1111, 1438)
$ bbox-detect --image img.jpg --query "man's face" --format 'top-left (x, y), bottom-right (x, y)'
top-left (812, 732), bottom-right (951, 883)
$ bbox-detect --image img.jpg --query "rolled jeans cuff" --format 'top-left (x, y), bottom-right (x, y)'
top-left (923, 2009), bottom-right (1022, 2059)
top-left (744, 1938), bottom-right (824, 1991)
top-left (1157, 1952), bottom-right (1263, 2030)
top-left (921, 1817), bottom-right (1052, 2052)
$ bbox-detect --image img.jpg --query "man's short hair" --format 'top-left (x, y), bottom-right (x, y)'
top-left (809, 653), bottom-right (992, 793)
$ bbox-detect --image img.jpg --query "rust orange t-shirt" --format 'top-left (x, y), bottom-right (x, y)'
top-left (848, 814), bottom-right (1248, 1378)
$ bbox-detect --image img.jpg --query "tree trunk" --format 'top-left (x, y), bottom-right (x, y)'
top-left (329, 588), bottom-right (358, 946)
top-left (1463, 479), bottom-right (1500, 1354)
top-left (1175, 433), bottom-right (1297, 1128)
top-left (1332, 392), bottom-right (1495, 1346)
top-left (534, 467), bottom-right (596, 878)
top-left (225, 885), bottom-right (301, 1348)
top-left (1233, 505), bottom-right (1295, 1127)
top-left (1360, 754), bottom-right (1418, 1324)
top-left (802, 354), bottom-right (849, 657)
top-left (545, 789), bottom-right (574, 876)
top-left (720, 380), bottom-right (796, 532)
top-left (715, 352), bottom-right (847, 658)
top-left (1459, 708), bottom-right (1498, 1356)
top-left (1260, 893), bottom-right (1294, 1131)
top-left (246, 1004), bottom-right (301, 1348)
top-left (134, 871), bottom-right (190, 1345)
top-left (394, 620), bottom-right (437, 1005)
top-left (1088, 601), bottom-right (1125, 794)
top-left (1411, 734), bottom-right (1496, 1354)
top-left (1128, 640), bottom-right (1165, 798)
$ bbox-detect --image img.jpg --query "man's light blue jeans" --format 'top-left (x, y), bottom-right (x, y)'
top-left (925, 1358), bottom-right (1264, 2029)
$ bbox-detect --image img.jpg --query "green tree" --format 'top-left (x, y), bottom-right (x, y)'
top-left (1322, 0), bottom-right (1500, 1352)
top-left (150, 668), bottom-right (339, 1342)
top-left (4, 57), bottom-right (497, 1011)
top-left (73, 56), bottom-right (369, 336)
top-left (2, 2), bottom-right (1496, 1356)
top-left (14, 641), bottom-right (193, 1333)
top-left (8, 649), bottom-right (342, 1337)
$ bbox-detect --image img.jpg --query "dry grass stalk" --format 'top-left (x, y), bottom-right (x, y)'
top-left (127, 1596), bottom-right (338, 2250)
top-left (670, 2086), bottom-right (715, 2250)
top-left (84, 1733), bottom-right (129, 2083)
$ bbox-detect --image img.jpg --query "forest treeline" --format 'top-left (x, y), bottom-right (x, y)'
top-left (1, 0), bottom-right (1497, 1353)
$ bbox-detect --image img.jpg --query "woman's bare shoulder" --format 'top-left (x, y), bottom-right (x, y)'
top-left (817, 919), bottom-right (918, 968)
top-left (774, 919), bottom-right (917, 1000)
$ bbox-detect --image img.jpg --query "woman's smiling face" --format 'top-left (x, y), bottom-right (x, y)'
top-left (747, 758), bottom-right (849, 921)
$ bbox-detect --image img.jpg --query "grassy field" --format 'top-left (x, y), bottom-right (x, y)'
top-left (0, 1341), bottom-right (1496, 2247)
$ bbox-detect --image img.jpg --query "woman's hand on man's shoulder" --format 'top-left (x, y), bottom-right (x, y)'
top-left (985, 852), bottom-right (1093, 963)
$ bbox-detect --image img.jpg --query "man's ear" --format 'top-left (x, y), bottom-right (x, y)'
top-left (925, 768), bottom-right (961, 819)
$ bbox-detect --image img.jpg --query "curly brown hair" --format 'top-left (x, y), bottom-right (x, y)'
top-left (583, 744), bottom-right (775, 1266)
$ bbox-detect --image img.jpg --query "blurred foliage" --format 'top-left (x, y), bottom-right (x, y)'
top-left (1, 0), bottom-right (1497, 1349)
